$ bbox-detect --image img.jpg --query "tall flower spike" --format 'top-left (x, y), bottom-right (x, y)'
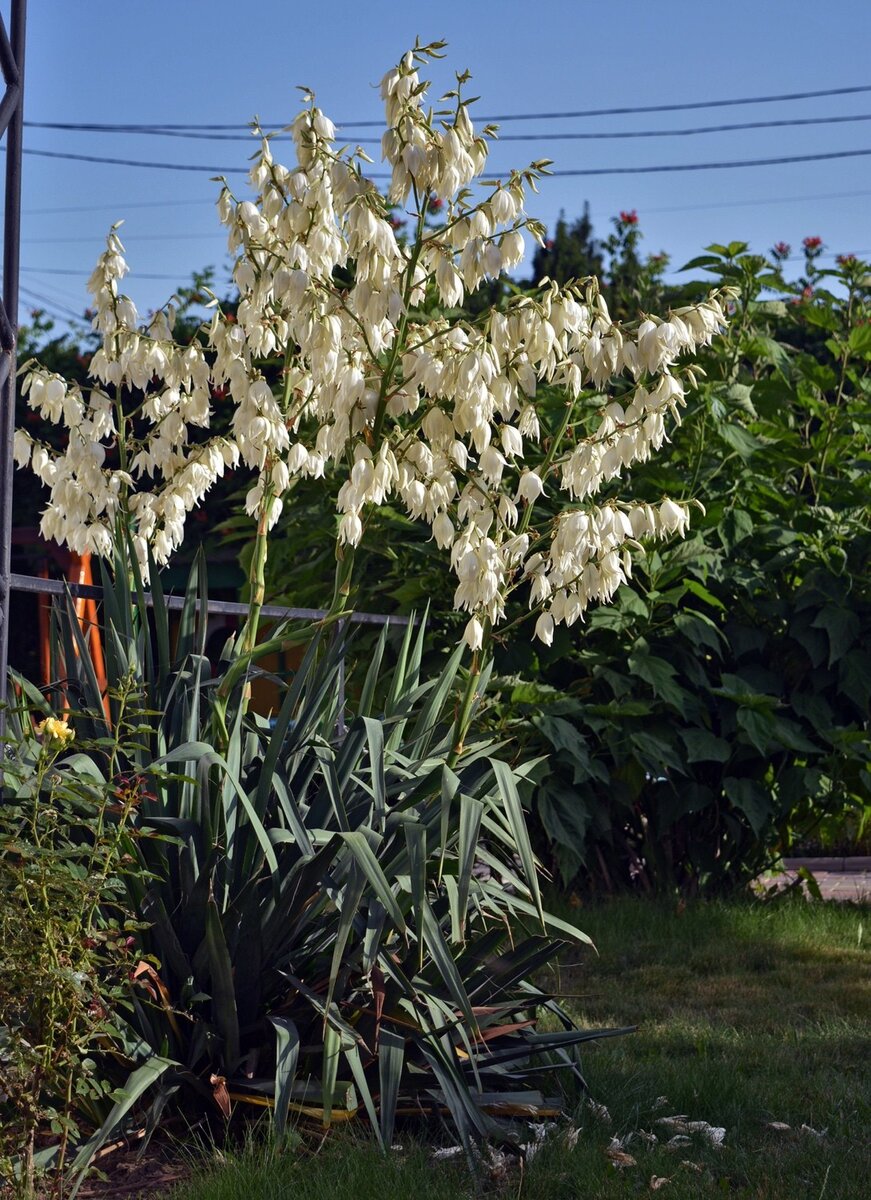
top-left (17, 45), bottom-right (730, 628)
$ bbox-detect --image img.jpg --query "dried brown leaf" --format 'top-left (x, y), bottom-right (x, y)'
top-left (605, 1148), bottom-right (637, 1168)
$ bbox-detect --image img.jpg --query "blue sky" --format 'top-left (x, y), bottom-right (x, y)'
top-left (11, 0), bottom-right (871, 327)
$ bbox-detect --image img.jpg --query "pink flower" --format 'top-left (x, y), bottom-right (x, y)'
top-left (619, 209), bottom-right (639, 226)
top-left (803, 236), bottom-right (823, 251)
top-left (772, 241), bottom-right (791, 260)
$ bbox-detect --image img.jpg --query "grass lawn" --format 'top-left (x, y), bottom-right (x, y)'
top-left (165, 897), bottom-right (870, 1200)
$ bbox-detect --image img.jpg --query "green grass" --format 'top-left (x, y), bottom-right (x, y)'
top-left (166, 897), bottom-right (870, 1200)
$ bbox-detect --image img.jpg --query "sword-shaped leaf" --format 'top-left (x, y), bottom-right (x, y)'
top-left (268, 1017), bottom-right (300, 1137)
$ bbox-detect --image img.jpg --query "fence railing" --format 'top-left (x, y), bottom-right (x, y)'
top-left (6, 570), bottom-right (408, 628)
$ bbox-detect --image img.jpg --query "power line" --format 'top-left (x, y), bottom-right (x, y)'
top-left (18, 146), bottom-right (245, 172)
top-left (19, 285), bottom-right (86, 322)
top-left (615, 186), bottom-right (871, 215)
top-left (22, 197), bottom-right (214, 215)
top-left (22, 82), bottom-right (871, 129)
top-left (21, 232), bottom-right (225, 243)
top-left (548, 147), bottom-right (871, 175)
top-left (21, 265), bottom-right (203, 281)
top-left (23, 112), bottom-right (871, 143)
top-left (21, 186), bottom-right (871, 224)
top-left (14, 143), bottom-right (871, 176)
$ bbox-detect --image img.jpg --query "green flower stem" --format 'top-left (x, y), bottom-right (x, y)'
top-left (518, 397), bottom-right (576, 538)
top-left (238, 491), bottom-right (274, 660)
top-left (448, 618), bottom-right (492, 766)
top-left (372, 190), bottom-right (428, 446)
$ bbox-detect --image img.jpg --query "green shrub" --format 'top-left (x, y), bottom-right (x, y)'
top-left (0, 677), bottom-right (149, 1197)
top-left (11, 558), bottom-right (616, 1182)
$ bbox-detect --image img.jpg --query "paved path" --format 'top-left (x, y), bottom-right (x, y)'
top-left (768, 857), bottom-right (871, 902)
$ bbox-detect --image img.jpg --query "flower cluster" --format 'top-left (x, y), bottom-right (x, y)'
top-left (36, 716), bottom-right (75, 746)
top-left (17, 41), bottom-right (730, 645)
top-left (16, 229), bottom-right (240, 567)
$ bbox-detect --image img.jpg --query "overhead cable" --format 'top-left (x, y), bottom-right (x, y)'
top-left (14, 143), bottom-right (871, 176)
top-left (22, 186), bottom-right (871, 220)
top-left (23, 112), bottom-right (871, 143)
top-left (22, 82), bottom-right (871, 129)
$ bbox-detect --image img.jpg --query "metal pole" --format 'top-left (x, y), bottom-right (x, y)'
top-left (0, 0), bottom-right (26, 732)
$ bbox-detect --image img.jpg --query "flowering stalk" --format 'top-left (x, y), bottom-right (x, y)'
top-left (16, 40), bottom-right (732, 694)
top-left (448, 618), bottom-right (490, 765)
top-left (238, 488), bottom-right (274, 658)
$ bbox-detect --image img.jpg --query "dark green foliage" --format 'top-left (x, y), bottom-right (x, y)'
top-left (529, 204), bottom-right (604, 288)
top-left (0, 680), bottom-right (150, 1196)
top-left (261, 237), bottom-right (871, 894)
top-left (21, 557), bottom-right (610, 1177)
top-left (502, 244), bottom-right (871, 892)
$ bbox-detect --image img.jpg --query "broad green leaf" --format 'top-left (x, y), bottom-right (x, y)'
top-left (679, 254), bottom-right (725, 272)
top-left (205, 899), bottom-right (240, 1070)
top-left (718, 421), bottom-right (764, 458)
top-left (490, 758), bottom-right (542, 920)
top-left (421, 900), bottom-right (477, 1035)
top-left (70, 1057), bottom-right (175, 1188)
top-left (848, 322), bottom-right (871, 355)
top-left (630, 730), bottom-right (685, 774)
top-left (737, 707), bottom-right (776, 754)
top-left (683, 579), bottom-right (726, 611)
top-left (536, 780), bottom-right (590, 882)
top-left (326, 862), bottom-right (367, 1012)
top-left (724, 777), bottom-right (771, 835)
top-left (155, 742), bottom-right (279, 878)
top-left (811, 604), bottom-right (860, 666)
top-left (338, 831), bottom-right (406, 933)
top-left (268, 1017), bottom-right (299, 1137)
top-left (680, 729), bottom-right (732, 764)
top-left (673, 610), bottom-right (725, 656)
top-left (456, 794), bottom-right (484, 940)
top-left (743, 335), bottom-right (791, 374)
top-left (718, 508), bottom-right (754, 552)
top-left (362, 716), bottom-right (386, 829)
top-left (627, 651), bottom-right (688, 713)
top-left (321, 1022), bottom-right (341, 1127)
top-left (378, 1027), bottom-right (405, 1149)
top-left (771, 716), bottom-right (818, 754)
top-left (344, 1044), bottom-right (380, 1142)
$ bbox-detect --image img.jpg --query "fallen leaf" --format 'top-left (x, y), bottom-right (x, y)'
top-left (432, 1146), bottom-right (464, 1161)
top-left (665, 1135), bottom-right (692, 1150)
top-left (563, 1126), bottom-right (581, 1150)
top-left (655, 1116), bottom-right (725, 1146)
top-left (680, 1160), bottom-right (704, 1173)
top-left (520, 1121), bottom-right (557, 1161)
top-left (650, 1176), bottom-right (671, 1191)
top-left (486, 1149), bottom-right (512, 1183)
top-left (209, 1074), bottom-right (231, 1120)
top-left (587, 1099), bottom-right (612, 1123)
top-left (800, 1124), bottom-right (827, 1139)
top-left (766, 1121), bottom-right (791, 1132)
top-left (605, 1148), bottom-right (637, 1168)
top-left (688, 1122), bottom-right (725, 1147)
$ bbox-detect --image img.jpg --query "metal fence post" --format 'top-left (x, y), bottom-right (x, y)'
top-left (0, 0), bottom-right (27, 735)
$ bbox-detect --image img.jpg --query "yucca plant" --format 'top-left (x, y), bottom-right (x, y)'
top-left (14, 554), bottom-right (621, 1180)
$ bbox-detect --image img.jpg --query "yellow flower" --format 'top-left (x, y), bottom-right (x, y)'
top-left (36, 716), bottom-right (75, 746)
